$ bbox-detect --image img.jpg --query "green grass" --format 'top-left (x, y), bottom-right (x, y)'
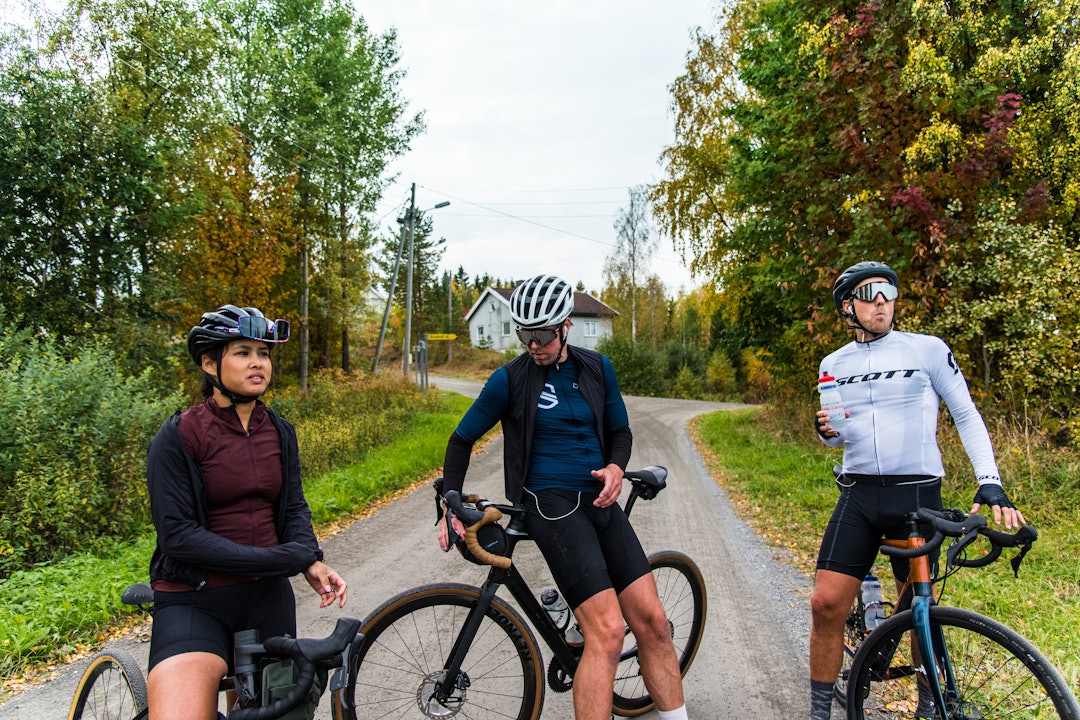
top-left (693, 406), bottom-right (1080, 693)
top-left (0, 391), bottom-right (474, 692)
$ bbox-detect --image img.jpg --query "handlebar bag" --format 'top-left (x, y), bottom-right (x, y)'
top-left (260, 658), bottom-right (327, 720)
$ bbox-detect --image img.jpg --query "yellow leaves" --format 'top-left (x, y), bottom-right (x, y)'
top-left (903, 116), bottom-right (964, 170)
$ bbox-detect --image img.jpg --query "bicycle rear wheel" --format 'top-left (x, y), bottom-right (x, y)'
top-left (68, 649), bottom-right (148, 720)
top-left (611, 550), bottom-right (707, 717)
top-left (846, 605), bottom-right (1080, 719)
top-left (338, 583), bottom-right (544, 720)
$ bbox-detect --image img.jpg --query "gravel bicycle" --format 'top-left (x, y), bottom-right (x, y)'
top-left (342, 466), bottom-right (707, 719)
top-left (68, 582), bottom-right (364, 720)
top-left (837, 506), bottom-right (1079, 719)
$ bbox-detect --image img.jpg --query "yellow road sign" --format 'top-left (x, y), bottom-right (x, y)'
top-left (427, 333), bottom-right (457, 341)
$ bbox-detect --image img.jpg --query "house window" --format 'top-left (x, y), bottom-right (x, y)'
top-left (583, 321), bottom-right (598, 337)
top-left (477, 326), bottom-right (485, 338)
top-left (502, 322), bottom-right (511, 336)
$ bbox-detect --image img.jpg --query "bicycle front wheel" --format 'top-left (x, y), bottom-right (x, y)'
top-left (68, 649), bottom-right (148, 720)
top-left (612, 550), bottom-right (707, 717)
top-left (846, 605), bottom-right (1080, 719)
top-left (338, 583), bottom-right (545, 720)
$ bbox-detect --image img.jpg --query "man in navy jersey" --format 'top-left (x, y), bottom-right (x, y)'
top-left (807, 261), bottom-right (1026, 720)
top-left (437, 275), bottom-right (689, 720)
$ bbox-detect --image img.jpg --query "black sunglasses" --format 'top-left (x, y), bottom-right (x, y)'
top-left (516, 326), bottom-right (561, 346)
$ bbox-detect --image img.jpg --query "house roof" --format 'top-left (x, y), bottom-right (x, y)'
top-left (465, 286), bottom-right (618, 323)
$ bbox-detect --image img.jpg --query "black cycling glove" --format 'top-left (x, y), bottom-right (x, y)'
top-left (972, 483), bottom-right (1016, 510)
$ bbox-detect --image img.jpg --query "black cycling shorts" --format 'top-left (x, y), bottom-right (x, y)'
top-left (522, 488), bottom-right (651, 610)
top-left (148, 576), bottom-right (296, 672)
top-left (816, 479), bottom-right (943, 581)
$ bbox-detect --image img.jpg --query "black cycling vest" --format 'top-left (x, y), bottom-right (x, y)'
top-left (500, 345), bottom-right (609, 504)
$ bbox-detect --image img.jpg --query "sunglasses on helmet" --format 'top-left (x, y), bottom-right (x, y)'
top-left (851, 282), bottom-right (898, 303)
top-left (228, 316), bottom-right (291, 343)
top-left (516, 326), bottom-right (561, 347)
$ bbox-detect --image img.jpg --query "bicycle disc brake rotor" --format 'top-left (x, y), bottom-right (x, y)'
top-left (417, 671), bottom-right (467, 718)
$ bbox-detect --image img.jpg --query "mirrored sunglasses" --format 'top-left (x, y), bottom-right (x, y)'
top-left (516, 326), bottom-right (560, 346)
top-left (852, 282), bottom-right (898, 303)
top-left (233, 316), bottom-right (290, 343)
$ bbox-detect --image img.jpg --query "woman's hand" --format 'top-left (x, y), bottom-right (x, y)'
top-left (304, 561), bottom-right (348, 608)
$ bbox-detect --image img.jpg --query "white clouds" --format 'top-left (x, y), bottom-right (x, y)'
top-left (362, 0), bottom-right (713, 294)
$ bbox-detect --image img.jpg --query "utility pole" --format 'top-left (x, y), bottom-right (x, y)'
top-left (371, 217), bottom-right (407, 373)
top-left (403, 183), bottom-right (417, 377)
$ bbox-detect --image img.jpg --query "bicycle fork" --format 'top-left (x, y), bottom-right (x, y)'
top-left (431, 580), bottom-right (502, 709)
top-left (912, 593), bottom-right (961, 718)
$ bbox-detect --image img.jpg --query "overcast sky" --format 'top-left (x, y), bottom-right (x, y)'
top-left (359, 1), bottom-right (716, 295)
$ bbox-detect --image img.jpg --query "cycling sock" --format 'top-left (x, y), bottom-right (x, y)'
top-left (658, 705), bottom-right (689, 720)
top-left (809, 679), bottom-right (835, 720)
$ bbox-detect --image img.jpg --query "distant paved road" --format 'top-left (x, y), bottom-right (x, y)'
top-left (0, 377), bottom-right (812, 719)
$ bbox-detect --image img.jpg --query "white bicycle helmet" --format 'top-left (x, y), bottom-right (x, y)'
top-left (509, 275), bottom-right (574, 329)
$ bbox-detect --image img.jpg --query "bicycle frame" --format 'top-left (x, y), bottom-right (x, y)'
top-left (433, 481), bottom-right (654, 706)
top-left (879, 517), bottom-right (955, 716)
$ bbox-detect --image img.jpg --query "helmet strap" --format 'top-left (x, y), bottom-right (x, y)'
top-left (843, 297), bottom-right (893, 342)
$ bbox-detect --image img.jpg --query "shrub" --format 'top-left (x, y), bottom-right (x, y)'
top-left (267, 369), bottom-right (442, 476)
top-left (0, 328), bottom-right (181, 578)
top-left (597, 335), bottom-right (666, 396)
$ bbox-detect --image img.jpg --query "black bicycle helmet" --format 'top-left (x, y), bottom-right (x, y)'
top-left (187, 304), bottom-right (267, 365)
top-left (832, 261), bottom-right (899, 318)
top-left (187, 305), bottom-right (277, 404)
top-left (509, 275), bottom-right (574, 329)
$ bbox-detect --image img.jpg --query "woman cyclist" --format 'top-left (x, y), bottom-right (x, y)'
top-left (145, 305), bottom-right (347, 720)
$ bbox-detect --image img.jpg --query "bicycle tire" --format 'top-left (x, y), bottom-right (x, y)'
top-left (336, 582), bottom-right (545, 720)
top-left (834, 601), bottom-right (865, 705)
top-left (846, 605), bottom-right (1080, 720)
top-left (611, 550), bottom-right (707, 717)
top-left (68, 649), bottom-right (148, 720)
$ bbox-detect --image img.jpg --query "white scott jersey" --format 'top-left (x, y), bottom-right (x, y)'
top-left (819, 331), bottom-right (1001, 485)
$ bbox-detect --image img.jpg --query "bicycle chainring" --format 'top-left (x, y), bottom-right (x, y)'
top-left (416, 670), bottom-right (468, 718)
top-left (547, 657), bottom-right (573, 693)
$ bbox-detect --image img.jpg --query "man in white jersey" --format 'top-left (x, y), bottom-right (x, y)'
top-left (806, 261), bottom-right (1026, 720)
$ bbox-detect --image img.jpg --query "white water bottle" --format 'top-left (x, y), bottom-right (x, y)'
top-left (818, 373), bottom-right (846, 435)
top-left (540, 586), bottom-right (569, 630)
top-left (861, 574), bottom-right (886, 631)
top-left (540, 586), bottom-right (584, 647)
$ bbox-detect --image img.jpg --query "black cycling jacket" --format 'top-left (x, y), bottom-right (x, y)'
top-left (147, 402), bottom-right (323, 589)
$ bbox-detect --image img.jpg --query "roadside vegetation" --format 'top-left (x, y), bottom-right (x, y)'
top-left (0, 328), bottom-right (473, 695)
top-left (692, 402), bottom-right (1080, 691)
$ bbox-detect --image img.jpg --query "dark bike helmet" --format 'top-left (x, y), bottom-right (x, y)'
top-left (509, 275), bottom-right (574, 329)
top-left (187, 305), bottom-right (267, 365)
top-left (187, 305), bottom-right (276, 404)
top-left (832, 261), bottom-right (899, 318)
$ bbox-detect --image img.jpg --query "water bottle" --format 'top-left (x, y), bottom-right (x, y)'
top-left (860, 573), bottom-right (886, 632)
top-left (540, 587), bottom-right (584, 647)
top-left (540, 586), bottom-right (570, 629)
top-left (817, 372), bottom-right (847, 435)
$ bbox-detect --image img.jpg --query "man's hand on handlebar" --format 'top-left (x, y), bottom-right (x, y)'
top-left (437, 503), bottom-right (467, 551)
top-left (591, 463), bottom-right (624, 508)
top-left (971, 482), bottom-right (1026, 531)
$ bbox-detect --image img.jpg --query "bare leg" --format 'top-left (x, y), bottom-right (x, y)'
top-left (147, 652), bottom-right (227, 720)
top-left (618, 572), bottom-right (685, 711)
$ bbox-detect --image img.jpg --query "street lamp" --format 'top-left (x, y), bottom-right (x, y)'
top-left (403, 186), bottom-right (450, 377)
top-left (371, 188), bottom-right (449, 375)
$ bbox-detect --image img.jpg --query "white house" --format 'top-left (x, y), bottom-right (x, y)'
top-left (464, 286), bottom-right (618, 352)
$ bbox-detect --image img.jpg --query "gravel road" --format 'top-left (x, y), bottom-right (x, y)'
top-left (0, 377), bottom-right (815, 719)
